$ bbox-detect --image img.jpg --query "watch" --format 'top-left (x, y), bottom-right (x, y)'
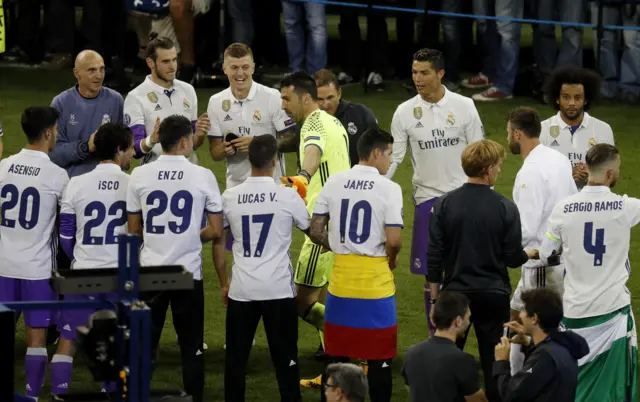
top-left (429, 298), bottom-right (438, 305)
top-left (78, 141), bottom-right (89, 155)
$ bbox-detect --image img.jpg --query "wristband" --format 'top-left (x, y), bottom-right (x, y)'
top-left (429, 299), bottom-right (437, 305)
top-left (145, 135), bottom-right (156, 150)
top-left (297, 169), bottom-right (311, 183)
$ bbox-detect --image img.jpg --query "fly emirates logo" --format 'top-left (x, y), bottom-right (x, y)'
top-left (417, 128), bottom-right (461, 150)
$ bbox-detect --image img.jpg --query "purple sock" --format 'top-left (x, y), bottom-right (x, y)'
top-left (50, 354), bottom-right (74, 395)
top-left (25, 348), bottom-right (48, 398)
top-left (101, 381), bottom-right (117, 393)
top-left (424, 284), bottom-right (436, 336)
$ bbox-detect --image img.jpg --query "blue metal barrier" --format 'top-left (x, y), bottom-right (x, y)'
top-left (292, 0), bottom-right (640, 32)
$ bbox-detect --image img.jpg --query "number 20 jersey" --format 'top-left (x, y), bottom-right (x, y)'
top-left (0, 150), bottom-right (69, 280)
top-left (313, 165), bottom-right (404, 257)
top-left (60, 164), bottom-right (130, 270)
top-left (546, 186), bottom-right (640, 318)
top-left (126, 155), bottom-right (223, 280)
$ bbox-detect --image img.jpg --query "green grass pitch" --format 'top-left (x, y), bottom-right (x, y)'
top-left (1, 67), bottom-right (639, 401)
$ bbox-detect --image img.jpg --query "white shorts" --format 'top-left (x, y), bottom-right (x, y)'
top-left (510, 265), bottom-right (565, 311)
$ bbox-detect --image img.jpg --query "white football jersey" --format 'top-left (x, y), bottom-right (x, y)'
top-left (0, 149), bottom-right (69, 279)
top-left (223, 176), bottom-right (309, 301)
top-left (124, 76), bottom-right (199, 165)
top-left (60, 164), bottom-right (130, 269)
top-left (126, 155), bottom-right (223, 280)
top-left (206, 82), bottom-right (295, 188)
top-left (542, 186), bottom-right (640, 318)
top-left (313, 165), bottom-right (404, 256)
top-left (388, 87), bottom-right (484, 204)
top-left (540, 112), bottom-right (614, 167)
top-left (513, 144), bottom-right (577, 270)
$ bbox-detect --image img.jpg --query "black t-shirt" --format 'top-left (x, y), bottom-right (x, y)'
top-left (402, 336), bottom-right (481, 402)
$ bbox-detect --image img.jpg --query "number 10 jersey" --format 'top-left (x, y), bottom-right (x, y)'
top-left (0, 149), bottom-right (69, 280)
top-left (127, 155), bottom-right (223, 280)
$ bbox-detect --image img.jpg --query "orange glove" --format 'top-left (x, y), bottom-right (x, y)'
top-left (280, 175), bottom-right (309, 204)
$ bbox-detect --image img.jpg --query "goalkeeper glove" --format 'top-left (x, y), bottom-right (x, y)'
top-left (281, 170), bottom-right (311, 204)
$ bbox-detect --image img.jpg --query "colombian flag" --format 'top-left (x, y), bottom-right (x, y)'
top-left (324, 254), bottom-right (397, 360)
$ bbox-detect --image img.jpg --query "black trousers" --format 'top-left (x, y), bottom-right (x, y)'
top-left (455, 292), bottom-right (510, 402)
top-left (142, 280), bottom-right (205, 402)
top-left (225, 297), bottom-right (301, 402)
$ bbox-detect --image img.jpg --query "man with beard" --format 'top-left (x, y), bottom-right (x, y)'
top-left (505, 107), bottom-right (576, 375)
top-left (124, 33), bottom-right (210, 166)
top-left (539, 144), bottom-right (638, 402)
top-left (540, 66), bottom-right (614, 189)
top-left (402, 291), bottom-right (488, 402)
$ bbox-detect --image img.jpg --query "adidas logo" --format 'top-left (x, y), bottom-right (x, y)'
top-left (550, 140), bottom-right (559, 147)
top-left (57, 383), bottom-right (69, 389)
top-left (415, 122), bottom-right (424, 128)
top-left (154, 104), bottom-right (162, 111)
top-left (63, 324), bottom-right (71, 331)
top-left (196, 349), bottom-right (202, 356)
top-left (289, 360), bottom-right (296, 367)
top-left (381, 362), bottom-right (389, 368)
top-left (26, 384), bottom-right (32, 391)
top-left (224, 114), bottom-right (232, 121)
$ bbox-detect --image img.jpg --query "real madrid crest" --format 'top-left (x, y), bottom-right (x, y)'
top-left (183, 98), bottom-right (191, 109)
top-left (550, 125), bottom-right (560, 138)
top-left (413, 107), bottom-right (423, 120)
top-left (253, 109), bottom-right (262, 122)
top-left (147, 92), bottom-right (158, 104)
top-left (446, 114), bottom-right (455, 126)
top-left (589, 137), bottom-right (597, 146)
top-left (222, 100), bottom-right (231, 112)
top-left (101, 114), bottom-right (111, 125)
top-left (347, 121), bottom-right (357, 135)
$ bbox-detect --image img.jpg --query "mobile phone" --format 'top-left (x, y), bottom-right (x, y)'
top-left (503, 327), bottom-right (509, 338)
top-left (225, 133), bottom-right (239, 143)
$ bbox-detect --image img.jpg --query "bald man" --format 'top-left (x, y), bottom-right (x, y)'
top-left (50, 50), bottom-right (124, 178)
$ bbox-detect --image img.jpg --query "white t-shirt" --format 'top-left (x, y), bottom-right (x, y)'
top-left (0, 149), bottom-right (69, 279)
top-left (124, 76), bottom-right (200, 165)
top-left (540, 111), bottom-right (614, 167)
top-left (513, 144), bottom-right (577, 269)
top-left (388, 87), bottom-right (484, 204)
top-left (60, 164), bottom-right (130, 269)
top-left (206, 81), bottom-right (295, 188)
top-left (542, 186), bottom-right (640, 318)
top-left (126, 155), bottom-right (223, 280)
top-left (313, 165), bottom-right (404, 256)
top-left (223, 177), bottom-right (309, 301)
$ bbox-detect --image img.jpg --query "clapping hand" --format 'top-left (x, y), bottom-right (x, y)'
top-left (195, 113), bottom-right (210, 137)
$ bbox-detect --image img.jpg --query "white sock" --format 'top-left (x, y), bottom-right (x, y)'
top-left (510, 343), bottom-right (525, 375)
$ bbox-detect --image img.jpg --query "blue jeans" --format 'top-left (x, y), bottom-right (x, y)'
top-left (228, 0), bottom-right (254, 45)
top-left (531, 0), bottom-right (585, 75)
top-left (281, 0), bottom-right (327, 74)
top-left (473, 0), bottom-right (524, 94)
top-left (592, 3), bottom-right (640, 96)
top-left (440, 0), bottom-right (462, 83)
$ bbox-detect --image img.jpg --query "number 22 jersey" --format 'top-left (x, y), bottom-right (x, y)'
top-left (60, 164), bottom-right (130, 269)
top-left (0, 149), bottom-right (69, 279)
top-left (126, 155), bottom-right (223, 280)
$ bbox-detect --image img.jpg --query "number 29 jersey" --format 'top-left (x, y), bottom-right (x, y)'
top-left (545, 186), bottom-right (640, 318)
top-left (313, 165), bottom-right (404, 257)
top-left (126, 155), bottom-right (223, 280)
top-left (60, 164), bottom-right (130, 270)
top-left (0, 150), bottom-right (69, 280)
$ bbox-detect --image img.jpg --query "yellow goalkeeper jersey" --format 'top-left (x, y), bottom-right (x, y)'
top-left (300, 109), bottom-right (351, 213)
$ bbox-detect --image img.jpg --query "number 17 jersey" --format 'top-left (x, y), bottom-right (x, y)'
top-left (546, 186), bottom-right (640, 318)
top-left (0, 149), bottom-right (69, 280)
top-left (60, 164), bottom-right (130, 269)
top-left (126, 155), bottom-right (223, 280)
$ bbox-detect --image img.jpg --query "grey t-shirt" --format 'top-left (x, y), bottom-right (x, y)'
top-left (402, 336), bottom-right (481, 402)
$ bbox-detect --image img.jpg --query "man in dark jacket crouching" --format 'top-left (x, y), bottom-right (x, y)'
top-left (493, 288), bottom-right (589, 402)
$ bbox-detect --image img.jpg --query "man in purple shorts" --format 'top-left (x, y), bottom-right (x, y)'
top-left (387, 49), bottom-right (484, 336)
top-left (52, 123), bottom-right (135, 395)
top-left (0, 107), bottom-right (70, 400)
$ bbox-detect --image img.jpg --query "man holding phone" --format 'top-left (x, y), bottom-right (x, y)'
top-left (207, 43), bottom-right (296, 189)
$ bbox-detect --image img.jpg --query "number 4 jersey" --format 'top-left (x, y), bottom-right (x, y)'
top-left (542, 186), bottom-right (640, 318)
top-left (0, 149), bottom-right (70, 279)
top-left (60, 164), bottom-right (130, 269)
top-left (222, 177), bottom-right (310, 301)
top-left (127, 155), bottom-right (223, 280)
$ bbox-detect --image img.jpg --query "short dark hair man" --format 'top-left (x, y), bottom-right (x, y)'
top-left (540, 66), bottom-right (614, 188)
top-left (494, 288), bottom-right (589, 402)
top-left (313, 69), bottom-right (378, 167)
top-left (403, 291), bottom-right (487, 402)
top-left (324, 363), bottom-right (369, 402)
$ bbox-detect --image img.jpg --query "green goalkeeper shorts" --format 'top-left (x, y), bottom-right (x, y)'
top-left (295, 236), bottom-right (334, 288)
